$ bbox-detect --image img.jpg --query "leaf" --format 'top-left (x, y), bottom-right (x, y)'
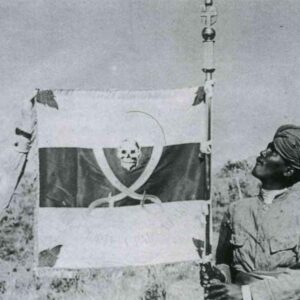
top-left (36, 90), bottom-right (59, 109)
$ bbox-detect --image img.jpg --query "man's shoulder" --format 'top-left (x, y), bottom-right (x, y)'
top-left (287, 183), bottom-right (300, 200)
top-left (225, 197), bottom-right (259, 230)
top-left (228, 196), bottom-right (259, 212)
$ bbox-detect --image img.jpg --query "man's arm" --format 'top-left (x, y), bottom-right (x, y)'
top-left (206, 207), bottom-right (246, 300)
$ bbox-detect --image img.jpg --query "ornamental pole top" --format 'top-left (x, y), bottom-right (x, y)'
top-left (201, 2), bottom-right (217, 26)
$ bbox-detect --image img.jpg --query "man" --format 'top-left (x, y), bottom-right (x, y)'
top-left (207, 125), bottom-right (300, 300)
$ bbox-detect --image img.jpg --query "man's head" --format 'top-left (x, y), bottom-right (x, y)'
top-left (252, 125), bottom-right (300, 189)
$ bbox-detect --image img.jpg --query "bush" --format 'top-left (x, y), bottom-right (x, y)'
top-left (212, 158), bottom-right (259, 233)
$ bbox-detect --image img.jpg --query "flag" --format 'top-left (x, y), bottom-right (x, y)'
top-left (36, 88), bottom-right (210, 268)
top-left (37, 88), bottom-right (209, 208)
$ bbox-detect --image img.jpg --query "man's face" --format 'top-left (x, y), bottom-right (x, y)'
top-left (252, 142), bottom-right (288, 182)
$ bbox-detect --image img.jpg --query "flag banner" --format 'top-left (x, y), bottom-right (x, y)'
top-left (36, 88), bottom-right (210, 268)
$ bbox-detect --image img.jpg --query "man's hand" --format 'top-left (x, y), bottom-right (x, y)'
top-left (199, 140), bottom-right (212, 155)
top-left (201, 263), bottom-right (227, 299)
top-left (206, 283), bottom-right (243, 300)
top-left (200, 264), bottom-right (226, 285)
top-left (204, 79), bottom-right (215, 99)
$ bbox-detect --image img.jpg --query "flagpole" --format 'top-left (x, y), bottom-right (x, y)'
top-left (201, 0), bottom-right (217, 258)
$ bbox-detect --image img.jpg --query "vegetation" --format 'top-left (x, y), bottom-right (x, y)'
top-left (212, 158), bottom-right (259, 232)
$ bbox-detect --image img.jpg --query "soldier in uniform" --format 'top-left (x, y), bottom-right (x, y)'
top-left (207, 125), bottom-right (300, 300)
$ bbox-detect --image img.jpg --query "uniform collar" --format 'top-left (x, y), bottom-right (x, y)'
top-left (259, 188), bottom-right (288, 205)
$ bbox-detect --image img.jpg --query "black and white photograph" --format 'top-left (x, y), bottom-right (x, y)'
top-left (0, 0), bottom-right (300, 299)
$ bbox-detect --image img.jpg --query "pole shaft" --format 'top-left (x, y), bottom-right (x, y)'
top-left (201, 0), bottom-right (217, 256)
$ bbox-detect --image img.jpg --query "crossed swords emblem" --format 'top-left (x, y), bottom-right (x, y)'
top-left (88, 111), bottom-right (166, 209)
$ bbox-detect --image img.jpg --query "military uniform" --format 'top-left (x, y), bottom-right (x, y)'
top-left (216, 185), bottom-right (300, 300)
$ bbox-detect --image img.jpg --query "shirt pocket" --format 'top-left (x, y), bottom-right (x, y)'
top-left (269, 235), bottom-right (298, 254)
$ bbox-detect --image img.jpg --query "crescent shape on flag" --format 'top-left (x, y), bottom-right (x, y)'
top-left (90, 110), bottom-right (166, 209)
top-left (91, 145), bottom-right (163, 207)
top-left (93, 145), bottom-right (164, 196)
top-left (124, 110), bottom-right (165, 192)
top-left (126, 110), bottom-right (167, 145)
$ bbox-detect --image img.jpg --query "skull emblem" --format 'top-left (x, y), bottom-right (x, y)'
top-left (117, 139), bottom-right (141, 171)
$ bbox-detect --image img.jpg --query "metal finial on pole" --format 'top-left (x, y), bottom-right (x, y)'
top-left (201, 0), bottom-right (217, 77)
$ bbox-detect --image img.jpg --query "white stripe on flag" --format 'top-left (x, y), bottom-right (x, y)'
top-left (38, 201), bottom-right (208, 268)
top-left (36, 88), bottom-right (206, 148)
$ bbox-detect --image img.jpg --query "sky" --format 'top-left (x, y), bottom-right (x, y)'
top-left (1, 0), bottom-right (300, 170)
